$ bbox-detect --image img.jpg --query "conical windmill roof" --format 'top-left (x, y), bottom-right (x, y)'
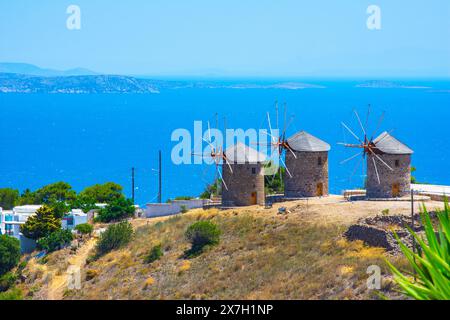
top-left (373, 132), bottom-right (413, 155)
top-left (287, 131), bottom-right (331, 152)
top-left (225, 142), bottom-right (267, 164)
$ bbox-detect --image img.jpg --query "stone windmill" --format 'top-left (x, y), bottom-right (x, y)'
top-left (339, 109), bottom-right (413, 198)
top-left (221, 142), bottom-right (267, 206)
top-left (284, 131), bottom-right (331, 197)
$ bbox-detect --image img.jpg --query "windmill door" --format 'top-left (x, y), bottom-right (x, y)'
top-left (316, 183), bottom-right (324, 197)
top-left (251, 192), bottom-right (257, 205)
top-left (392, 183), bottom-right (400, 197)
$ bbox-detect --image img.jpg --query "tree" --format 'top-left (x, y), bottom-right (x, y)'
top-left (199, 179), bottom-right (221, 199)
top-left (21, 206), bottom-right (61, 240)
top-left (79, 182), bottom-right (123, 204)
top-left (0, 189), bottom-right (20, 210)
top-left (264, 162), bottom-right (285, 195)
top-left (411, 166), bottom-right (417, 184)
top-left (97, 197), bottom-right (135, 223)
top-left (0, 235), bottom-right (20, 276)
top-left (18, 189), bottom-right (37, 205)
top-left (34, 182), bottom-right (76, 204)
top-left (46, 199), bottom-right (70, 219)
top-left (69, 194), bottom-right (98, 213)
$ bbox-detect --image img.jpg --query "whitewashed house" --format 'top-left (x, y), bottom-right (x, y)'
top-left (62, 209), bottom-right (88, 230)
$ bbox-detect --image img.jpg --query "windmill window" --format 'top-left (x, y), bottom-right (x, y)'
top-left (395, 160), bottom-right (400, 167)
top-left (252, 167), bottom-right (256, 175)
top-left (318, 157), bottom-right (322, 166)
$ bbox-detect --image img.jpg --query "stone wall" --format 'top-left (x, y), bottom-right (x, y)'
top-left (222, 163), bottom-right (265, 206)
top-left (366, 154), bottom-right (411, 198)
top-left (284, 151), bottom-right (329, 197)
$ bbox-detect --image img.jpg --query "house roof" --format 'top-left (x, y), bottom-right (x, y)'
top-left (287, 131), bottom-right (331, 152)
top-left (225, 142), bottom-right (267, 164)
top-left (373, 132), bottom-right (413, 155)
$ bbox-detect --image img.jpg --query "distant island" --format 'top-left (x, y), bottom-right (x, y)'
top-left (0, 73), bottom-right (160, 94)
top-left (0, 62), bottom-right (329, 93)
top-left (356, 80), bottom-right (431, 89)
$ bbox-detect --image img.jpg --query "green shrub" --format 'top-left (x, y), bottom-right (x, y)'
top-left (180, 205), bottom-right (189, 214)
top-left (0, 287), bottom-right (23, 300)
top-left (0, 235), bottom-right (21, 276)
top-left (37, 229), bottom-right (73, 253)
top-left (96, 221), bottom-right (133, 256)
top-left (387, 202), bottom-right (450, 300)
top-left (97, 197), bottom-right (135, 222)
top-left (144, 244), bottom-right (163, 264)
top-left (0, 272), bottom-right (17, 292)
top-left (381, 209), bottom-right (390, 216)
top-left (175, 196), bottom-right (193, 200)
top-left (185, 221), bottom-right (221, 255)
top-left (75, 223), bottom-right (94, 235)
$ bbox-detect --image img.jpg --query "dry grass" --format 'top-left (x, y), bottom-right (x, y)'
top-left (61, 200), bottom-right (416, 300)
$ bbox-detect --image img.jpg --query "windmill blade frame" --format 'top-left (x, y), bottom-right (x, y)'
top-left (372, 156), bottom-right (381, 184)
top-left (341, 122), bottom-right (364, 144)
top-left (370, 150), bottom-right (394, 172)
top-left (354, 110), bottom-right (367, 137)
top-left (340, 151), bottom-right (363, 165)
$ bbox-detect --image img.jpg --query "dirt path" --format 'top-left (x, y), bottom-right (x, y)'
top-left (47, 238), bottom-right (96, 300)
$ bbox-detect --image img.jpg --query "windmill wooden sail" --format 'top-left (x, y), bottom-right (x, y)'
top-left (263, 102), bottom-right (296, 179)
top-left (192, 117), bottom-right (233, 192)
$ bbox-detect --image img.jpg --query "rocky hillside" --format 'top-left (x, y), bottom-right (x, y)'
top-left (14, 196), bottom-right (433, 300)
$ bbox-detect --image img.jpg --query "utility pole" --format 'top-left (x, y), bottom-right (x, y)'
top-left (131, 167), bottom-right (135, 204)
top-left (215, 113), bottom-right (219, 198)
top-left (158, 150), bottom-right (162, 203)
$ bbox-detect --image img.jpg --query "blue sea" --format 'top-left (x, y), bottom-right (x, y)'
top-left (1, 80), bottom-right (450, 205)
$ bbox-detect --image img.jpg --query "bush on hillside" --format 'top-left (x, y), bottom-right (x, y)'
top-left (0, 287), bottom-right (23, 300)
top-left (97, 197), bottom-right (135, 223)
top-left (0, 235), bottom-right (21, 276)
top-left (75, 223), bottom-right (94, 235)
top-left (180, 205), bottom-right (189, 214)
top-left (0, 272), bottom-right (17, 292)
top-left (185, 221), bottom-right (221, 256)
top-left (144, 244), bottom-right (163, 264)
top-left (37, 229), bottom-right (73, 253)
top-left (96, 221), bottom-right (133, 256)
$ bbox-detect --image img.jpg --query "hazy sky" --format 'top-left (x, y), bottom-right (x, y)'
top-left (0, 0), bottom-right (449, 77)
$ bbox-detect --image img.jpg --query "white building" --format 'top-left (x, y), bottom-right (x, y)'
top-left (62, 209), bottom-right (88, 230)
top-left (145, 199), bottom-right (208, 218)
top-left (13, 205), bottom-right (42, 223)
top-left (0, 205), bottom-right (42, 238)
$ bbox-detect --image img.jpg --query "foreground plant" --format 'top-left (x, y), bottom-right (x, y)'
top-left (387, 202), bottom-right (450, 300)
